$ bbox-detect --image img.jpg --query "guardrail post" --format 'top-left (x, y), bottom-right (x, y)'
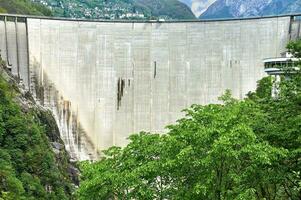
top-left (4, 16), bottom-right (11, 68)
top-left (15, 16), bottom-right (20, 79)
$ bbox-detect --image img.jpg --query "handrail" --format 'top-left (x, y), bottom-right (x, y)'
top-left (0, 13), bottom-right (300, 23)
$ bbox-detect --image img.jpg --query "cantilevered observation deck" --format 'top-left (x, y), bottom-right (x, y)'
top-left (263, 52), bottom-right (300, 97)
top-left (264, 52), bottom-right (300, 75)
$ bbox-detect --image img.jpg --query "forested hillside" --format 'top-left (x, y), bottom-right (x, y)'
top-left (134, 0), bottom-right (195, 19)
top-left (0, 0), bottom-right (52, 16)
top-left (0, 0), bottom-right (195, 20)
top-left (31, 0), bottom-right (195, 20)
top-left (0, 63), bottom-right (75, 199)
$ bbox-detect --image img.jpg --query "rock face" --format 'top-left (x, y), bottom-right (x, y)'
top-left (200, 0), bottom-right (301, 19)
top-left (261, 0), bottom-right (301, 16)
top-left (200, 0), bottom-right (272, 19)
top-left (179, 0), bottom-right (217, 17)
top-left (0, 64), bottom-right (78, 198)
top-left (35, 108), bottom-right (80, 185)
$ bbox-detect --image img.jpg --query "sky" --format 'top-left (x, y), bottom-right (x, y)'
top-left (178, 0), bottom-right (217, 17)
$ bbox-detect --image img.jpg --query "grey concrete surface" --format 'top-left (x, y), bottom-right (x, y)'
top-left (0, 18), bottom-right (29, 90)
top-left (0, 15), bottom-right (298, 159)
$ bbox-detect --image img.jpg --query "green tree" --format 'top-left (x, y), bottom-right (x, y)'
top-left (0, 0), bottom-right (52, 16)
top-left (78, 40), bottom-right (301, 199)
top-left (77, 94), bottom-right (289, 199)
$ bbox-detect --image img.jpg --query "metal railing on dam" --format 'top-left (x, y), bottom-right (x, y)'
top-left (0, 13), bottom-right (301, 160)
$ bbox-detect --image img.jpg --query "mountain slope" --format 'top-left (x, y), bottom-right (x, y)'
top-left (261, 0), bottom-right (301, 15)
top-left (178, 0), bottom-right (217, 17)
top-left (200, 0), bottom-right (272, 19)
top-left (0, 63), bottom-right (75, 199)
top-left (0, 0), bottom-right (52, 16)
top-left (134, 0), bottom-right (195, 19)
top-left (32, 0), bottom-right (195, 20)
top-left (200, 0), bottom-right (301, 19)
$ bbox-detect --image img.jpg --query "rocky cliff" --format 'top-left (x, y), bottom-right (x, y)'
top-left (0, 60), bottom-right (77, 199)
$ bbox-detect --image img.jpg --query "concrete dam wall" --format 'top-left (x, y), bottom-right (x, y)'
top-left (0, 14), bottom-right (300, 160)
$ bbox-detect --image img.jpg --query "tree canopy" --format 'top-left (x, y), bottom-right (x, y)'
top-left (77, 41), bottom-right (301, 199)
top-left (0, 0), bottom-right (52, 16)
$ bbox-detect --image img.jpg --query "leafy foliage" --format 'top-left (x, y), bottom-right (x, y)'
top-left (0, 74), bottom-right (73, 199)
top-left (31, 0), bottom-right (195, 20)
top-left (78, 40), bottom-right (301, 199)
top-left (133, 0), bottom-right (195, 19)
top-left (0, 0), bottom-right (52, 16)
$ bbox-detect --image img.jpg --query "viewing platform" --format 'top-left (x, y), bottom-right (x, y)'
top-left (264, 52), bottom-right (300, 75)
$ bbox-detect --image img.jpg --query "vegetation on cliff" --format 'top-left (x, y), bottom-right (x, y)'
top-left (77, 41), bottom-right (301, 199)
top-left (0, 66), bottom-right (74, 199)
top-left (0, 0), bottom-right (52, 16)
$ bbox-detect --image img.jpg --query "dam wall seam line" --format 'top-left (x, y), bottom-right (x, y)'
top-left (25, 18), bottom-right (31, 91)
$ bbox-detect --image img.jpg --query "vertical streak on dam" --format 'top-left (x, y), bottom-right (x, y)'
top-left (1, 14), bottom-right (300, 160)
